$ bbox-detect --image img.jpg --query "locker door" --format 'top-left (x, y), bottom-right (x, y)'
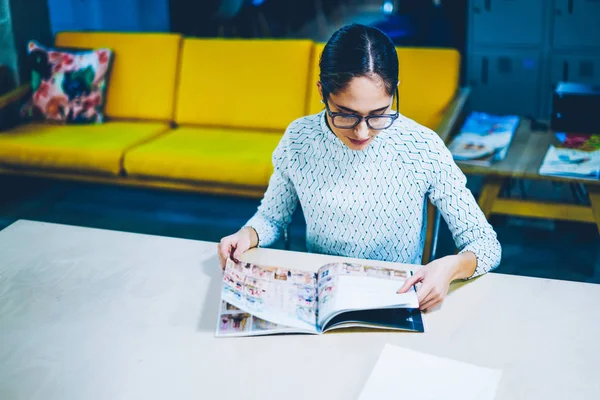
top-left (543, 55), bottom-right (600, 116)
top-left (469, 51), bottom-right (541, 116)
top-left (470, 0), bottom-right (545, 46)
top-left (553, 0), bottom-right (600, 49)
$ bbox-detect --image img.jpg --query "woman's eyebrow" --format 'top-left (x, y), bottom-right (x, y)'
top-left (336, 104), bottom-right (390, 114)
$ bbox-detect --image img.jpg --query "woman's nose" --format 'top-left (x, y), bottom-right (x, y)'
top-left (354, 119), bottom-right (369, 138)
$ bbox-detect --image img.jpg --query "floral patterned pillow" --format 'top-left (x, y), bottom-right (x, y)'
top-left (21, 41), bottom-right (112, 124)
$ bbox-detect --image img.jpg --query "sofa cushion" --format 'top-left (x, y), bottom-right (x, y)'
top-left (395, 47), bottom-right (460, 130)
top-left (175, 39), bottom-right (314, 131)
top-left (0, 122), bottom-right (169, 175)
top-left (124, 127), bottom-right (282, 187)
top-left (307, 44), bottom-right (460, 130)
top-left (55, 32), bottom-right (182, 121)
top-left (21, 41), bottom-right (113, 124)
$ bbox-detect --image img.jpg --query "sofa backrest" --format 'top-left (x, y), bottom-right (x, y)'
top-left (174, 38), bottom-right (314, 131)
top-left (55, 32), bottom-right (182, 122)
top-left (307, 43), bottom-right (460, 130)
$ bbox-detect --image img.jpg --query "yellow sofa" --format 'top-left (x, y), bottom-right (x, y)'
top-left (0, 32), bottom-right (468, 197)
top-left (0, 32), bottom-right (181, 176)
top-left (124, 38), bottom-right (314, 189)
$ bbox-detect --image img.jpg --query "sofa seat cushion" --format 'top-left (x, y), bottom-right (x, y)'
top-left (124, 127), bottom-right (282, 187)
top-left (0, 121), bottom-right (169, 175)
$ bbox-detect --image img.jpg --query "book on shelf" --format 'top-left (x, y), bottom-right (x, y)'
top-left (216, 259), bottom-right (424, 337)
top-left (538, 133), bottom-right (600, 180)
top-left (448, 112), bottom-right (520, 167)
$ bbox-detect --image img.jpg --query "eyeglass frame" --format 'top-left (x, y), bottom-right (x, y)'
top-left (322, 89), bottom-right (400, 130)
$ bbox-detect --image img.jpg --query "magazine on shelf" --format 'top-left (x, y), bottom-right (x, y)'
top-left (215, 259), bottom-right (424, 337)
top-left (538, 134), bottom-right (600, 180)
top-left (448, 112), bottom-right (520, 167)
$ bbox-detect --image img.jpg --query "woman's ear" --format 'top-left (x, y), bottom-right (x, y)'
top-left (317, 81), bottom-right (324, 103)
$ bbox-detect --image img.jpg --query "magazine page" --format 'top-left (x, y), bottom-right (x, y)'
top-left (322, 308), bottom-right (425, 333)
top-left (449, 112), bottom-right (520, 165)
top-left (316, 262), bottom-right (419, 329)
top-left (221, 259), bottom-right (319, 333)
top-left (538, 145), bottom-right (600, 180)
top-left (215, 301), bottom-right (303, 337)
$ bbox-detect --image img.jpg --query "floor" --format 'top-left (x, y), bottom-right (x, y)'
top-left (1, 174), bottom-right (598, 284)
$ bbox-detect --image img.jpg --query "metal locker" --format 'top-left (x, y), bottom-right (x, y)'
top-left (470, 0), bottom-right (545, 46)
top-left (553, 0), bottom-right (600, 49)
top-left (468, 51), bottom-right (541, 116)
top-left (542, 54), bottom-right (600, 116)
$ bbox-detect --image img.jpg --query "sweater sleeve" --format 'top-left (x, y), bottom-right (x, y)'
top-left (426, 131), bottom-right (502, 278)
top-left (244, 129), bottom-right (299, 247)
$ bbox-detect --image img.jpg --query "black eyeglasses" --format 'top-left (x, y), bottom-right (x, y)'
top-left (323, 90), bottom-right (399, 130)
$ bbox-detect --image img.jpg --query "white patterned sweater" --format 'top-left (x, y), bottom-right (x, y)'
top-left (246, 111), bottom-right (501, 278)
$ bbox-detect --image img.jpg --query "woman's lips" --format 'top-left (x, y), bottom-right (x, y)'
top-left (348, 137), bottom-right (370, 145)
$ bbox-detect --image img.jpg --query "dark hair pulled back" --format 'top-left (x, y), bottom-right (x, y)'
top-left (319, 23), bottom-right (399, 98)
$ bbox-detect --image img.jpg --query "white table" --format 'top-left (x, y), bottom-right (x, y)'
top-left (0, 220), bottom-right (599, 400)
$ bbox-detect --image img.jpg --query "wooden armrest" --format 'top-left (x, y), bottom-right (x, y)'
top-left (435, 87), bottom-right (471, 144)
top-left (0, 83), bottom-right (31, 110)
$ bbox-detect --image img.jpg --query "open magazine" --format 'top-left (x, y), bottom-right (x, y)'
top-left (216, 259), bottom-right (424, 337)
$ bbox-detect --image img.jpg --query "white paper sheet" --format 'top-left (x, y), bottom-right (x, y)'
top-left (358, 344), bottom-right (502, 400)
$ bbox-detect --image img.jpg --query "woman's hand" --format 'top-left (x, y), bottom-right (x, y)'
top-left (397, 252), bottom-right (477, 311)
top-left (217, 227), bottom-right (259, 270)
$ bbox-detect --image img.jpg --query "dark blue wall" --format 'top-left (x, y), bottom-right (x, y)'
top-left (48, 0), bottom-right (169, 34)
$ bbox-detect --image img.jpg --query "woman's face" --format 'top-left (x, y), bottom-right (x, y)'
top-left (320, 75), bottom-right (394, 151)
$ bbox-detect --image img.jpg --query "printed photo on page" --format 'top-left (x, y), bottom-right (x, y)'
top-left (216, 301), bottom-right (300, 337)
top-left (220, 259), bottom-right (319, 333)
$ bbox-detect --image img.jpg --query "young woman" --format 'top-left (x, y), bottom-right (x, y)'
top-left (218, 24), bottom-right (501, 311)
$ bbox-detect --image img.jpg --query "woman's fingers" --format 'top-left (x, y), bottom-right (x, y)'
top-left (218, 228), bottom-right (255, 271)
top-left (396, 270), bottom-right (424, 293)
top-left (416, 283), bottom-right (433, 306)
top-left (232, 230), bottom-right (254, 261)
top-left (232, 244), bottom-right (244, 262)
top-left (218, 237), bottom-right (236, 270)
top-left (420, 297), bottom-right (441, 311)
top-left (419, 288), bottom-right (444, 311)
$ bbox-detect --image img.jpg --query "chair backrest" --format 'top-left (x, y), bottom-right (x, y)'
top-left (55, 32), bottom-right (182, 122)
top-left (307, 43), bottom-right (460, 130)
top-left (174, 38), bottom-right (314, 131)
